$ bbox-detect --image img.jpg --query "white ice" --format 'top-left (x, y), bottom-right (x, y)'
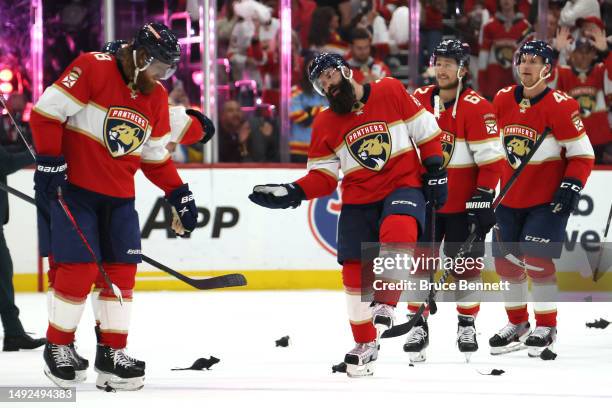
top-left (1, 291), bottom-right (611, 407)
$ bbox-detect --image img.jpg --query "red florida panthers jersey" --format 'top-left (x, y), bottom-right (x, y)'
top-left (493, 85), bottom-right (595, 209)
top-left (295, 77), bottom-right (444, 205)
top-left (30, 52), bottom-right (183, 198)
top-left (413, 86), bottom-right (504, 213)
top-left (549, 56), bottom-right (612, 146)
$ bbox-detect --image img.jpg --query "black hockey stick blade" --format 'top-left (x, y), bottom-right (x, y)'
top-left (142, 255), bottom-right (247, 290)
top-left (381, 303), bottom-right (425, 338)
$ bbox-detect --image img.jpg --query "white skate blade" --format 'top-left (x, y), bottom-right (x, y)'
top-left (96, 371), bottom-right (144, 391)
top-left (74, 369), bottom-right (87, 383)
top-left (346, 361), bottom-right (375, 378)
top-left (528, 343), bottom-right (554, 358)
top-left (409, 350), bottom-right (426, 363)
top-left (44, 366), bottom-right (78, 390)
top-left (490, 342), bottom-right (527, 355)
top-left (463, 352), bottom-right (473, 363)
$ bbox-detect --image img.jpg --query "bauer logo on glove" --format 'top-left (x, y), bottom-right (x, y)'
top-left (167, 184), bottom-right (198, 235)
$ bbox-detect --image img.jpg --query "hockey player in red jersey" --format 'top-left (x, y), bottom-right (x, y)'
top-left (249, 53), bottom-right (447, 377)
top-left (549, 36), bottom-right (612, 162)
top-left (30, 23), bottom-right (199, 390)
top-left (406, 40), bottom-right (504, 363)
top-left (478, 0), bottom-right (531, 100)
top-left (489, 40), bottom-right (594, 357)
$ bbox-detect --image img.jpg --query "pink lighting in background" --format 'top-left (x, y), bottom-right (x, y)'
top-left (279, 0), bottom-right (292, 162)
top-left (30, 0), bottom-right (43, 102)
top-left (0, 69), bottom-right (13, 82)
top-left (0, 83), bottom-right (13, 94)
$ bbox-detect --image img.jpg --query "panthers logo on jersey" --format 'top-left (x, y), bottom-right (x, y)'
top-left (440, 131), bottom-right (455, 168)
top-left (502, 125), bottom-right (538, 169)
top-left (345, 121), bottom-right (392, 171)
top-left (103, 107), bottom-right (149, 157)
top-left (493, 41), bottom-right (516, 69)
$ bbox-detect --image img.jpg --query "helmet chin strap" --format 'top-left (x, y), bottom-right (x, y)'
top-left (451, 64), bottom-right (465, 118)
top-left (520, 65), bottom-right (551, 91)
top-left (132, 50), bottom-right (152, 90)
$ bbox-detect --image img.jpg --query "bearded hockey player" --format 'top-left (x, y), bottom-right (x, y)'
top-left (249, 53), bottom-right (447, 377)
top-left (30, 23), bottom-right (199, 390)
top-left (490, 40), bottom-right (594, 357)
top-left (407, 40), bottom-right (504, 363)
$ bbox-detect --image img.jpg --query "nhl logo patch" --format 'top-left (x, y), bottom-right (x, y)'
top-left (103, 107), bottom-right (149, 158)
top-left (440, 131), bottom-right (455, 168)
top-left (502, 125), bottom-right (537, 169)
top-left (345, 121), bottom-right (392, 171)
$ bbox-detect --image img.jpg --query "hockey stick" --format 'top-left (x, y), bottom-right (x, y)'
top-left (382, 127), bottom-right (552, 339)
top-left (593, 202), bottom-right (612, 282)
top-left (0, 181), bottom-right (247, 290)
top-left (56, 187), bottom-right (124, 304)
top-left (427, 207), bottom-right (438, 315)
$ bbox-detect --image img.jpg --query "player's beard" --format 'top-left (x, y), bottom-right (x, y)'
top-left (136, 72), bottom-right (157, 95)
top-left (326, 77), bottom-right (356, 115)
top-left (437, 77), bottom-right (459, 90)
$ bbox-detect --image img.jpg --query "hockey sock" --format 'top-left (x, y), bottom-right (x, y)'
top-left (526, 257), bottom-right (557, 327)
top-left (495, 257), bottom-right (529, 323)
top-left (47, 262), bottom-right (98, 345)
top-left (375, 215), bottom-right (419, 306)
top-left (342, 260), bottom-right (377, 343)
top-left (98, 263), bottom-right (136, 349)
top-left (455, 265), bottom-right (482, 317)
top-left (407, 302), bottom-right (430, 319)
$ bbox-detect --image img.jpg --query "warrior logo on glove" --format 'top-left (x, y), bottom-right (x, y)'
top-left (103, 107), bottom-right (149, 157)
top-left (346, 122), bottom-right (392, 172)
top-left (502, 124), bottom-right (537, 169)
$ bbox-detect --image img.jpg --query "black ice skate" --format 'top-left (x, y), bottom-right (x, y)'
top-left (372, 302), bottom-right (395, 338)
top-left (68, 343), bottom-right (89, 382)
top-left (457, 314), bottom-right (478, 362)
top-left (94, 344), bottom-right (145, 391)
top-left (525, 326), bottom-right (557, 358)
top-left (344, 341), bottom-right (378, 377)
top-left (95, 326), bottom-right (145, 369)
top-left (403, 314), bottom-right (429, 363)
top-left (43, 343), bottom-right (77, 389)
top-left (489, 321), bottom-right (531, 355)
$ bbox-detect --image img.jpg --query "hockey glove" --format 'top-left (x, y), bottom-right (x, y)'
top-left (167, 184), bottom-right (198, 234)
top-left (550, 178), bottom-right (582, 215)
top-left (249, 183), bottom-right (306, 209)
top-left (421, 157), bottom-right (448, 210)
top-left (186, 108), bottom-right (216, 145)
top-left (466, 187), bottom-right (496, 237)
top-left (33, 155), bottom-right (67, 198)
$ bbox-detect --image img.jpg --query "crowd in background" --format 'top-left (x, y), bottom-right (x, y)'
top-left (1, 0), bottom-right (611, 164)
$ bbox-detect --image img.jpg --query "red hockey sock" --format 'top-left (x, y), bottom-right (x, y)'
top-left (343, 261), bottom-right (377, 343)
top-left (506, 305), bottom-right (529, 325)
top-left (457, 304), bottom-right (480, 316)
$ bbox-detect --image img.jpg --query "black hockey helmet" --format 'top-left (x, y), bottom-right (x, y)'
top-left (514, 40), bottom-right (555, 67)
top-left (134, 22), bottom-right (181, 66)
top-left (102, 40), bottom-right (128, 54)
top-left (307, 53), bottom-right (352, 95)
top-left (431, 39), bottom-right (470, 68)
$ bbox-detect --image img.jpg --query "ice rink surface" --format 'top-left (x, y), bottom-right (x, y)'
top-left (1, 291), bottom-right (611, 407)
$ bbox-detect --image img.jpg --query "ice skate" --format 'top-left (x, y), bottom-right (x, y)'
top-left (43, 343), bottom-right (78, 389)
top-left (403, 314), bottom-right (429, 363)
top-left (457, 314), bottom-right (478, 362)
top-left (489, 321), bottom-right (531, 355)
top-left (68, 343), bottom-right (88, 382)
top-left (94, 344), bottom-right (145, 391)
top-left (371, 302), bottom-right (395, 338)
top-left (525, 326), bottom-right (557, 358)
top-left (343, 341), bottom-right (378, 377)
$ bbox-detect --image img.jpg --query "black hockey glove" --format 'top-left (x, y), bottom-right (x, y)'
top-left (167, 184), bottom-right (198, 234)
top-left (466, 187), bottom-right (496, 237)
top-left (550, 178), bottom-right (582, 215)
top-left (249, 183), bottom-right (306, 209)
top-left (421, 157), bottom-right (448, 210)
top-left (33, 155), bottom-right (67, 198)
top-left (186, 108), bottom-right (216, 145)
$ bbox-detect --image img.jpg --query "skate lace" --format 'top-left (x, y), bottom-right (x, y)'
top-left (52, 345), bottom-right (73, 368)
top-left (372, 303), bottom-right (394, 319)
top-left (458, 325), bottom-right (476, 343)
top-left (531, 326), bottom-right (551, 339)
top-left (406, 326), bottom-right (427, 344)
top-left (112, 349), bottom-right (136, 369)
top-left (497, 323), bottom-right (518, 339)
top-left (348, 342), bottom-right (376, 357)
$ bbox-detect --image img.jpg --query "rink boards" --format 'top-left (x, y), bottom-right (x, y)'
top-left (5, 167), bottom-right (612, 292)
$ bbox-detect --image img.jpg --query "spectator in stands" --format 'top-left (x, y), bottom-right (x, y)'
top-left (550, 35), bottom-right (612, 164)
top-left (421, 0), bottom-right (448, 67)
top-left (348, 1), bottom-right (392, 59)
top-left (478, 0), bottom-right (531, 100)
top-left (308, 6), bottom-right (349, 54)
top-left (293, 0), bottom-right (317, 49)
top-left (246, 113), bottom-right (280, 162)
top-left (315, 0), bottom-right (353, 30)
top-left (218, 0), bottom-right (240, 59)
top-left (0, 144), bottom-right (45, 352)
top-left (560, 0), bottom-right (602, 27)
top-left (289, 56), bottom-right (328, 163)
top-left (347, 27), bottom-right (392, 84)
top-left (219, 100), bottom-right (251, 162)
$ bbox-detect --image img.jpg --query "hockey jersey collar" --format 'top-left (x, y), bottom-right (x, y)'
top-left (115, 55), bottom-right (131, 86)
top-left (351, 83), bottom-right (371, 112)
top-left (514, 85), bottom-right (550, 106)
